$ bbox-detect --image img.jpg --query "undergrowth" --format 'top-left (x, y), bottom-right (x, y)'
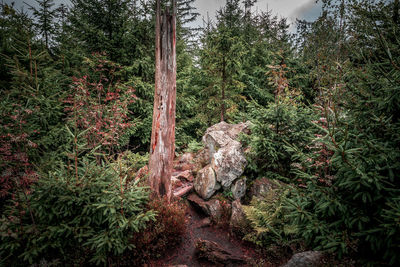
top-left (128, 197), bottom-right (186, 264)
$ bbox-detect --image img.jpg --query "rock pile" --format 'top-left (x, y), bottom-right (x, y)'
top-left (171, 153), bottom-right (196, 198)
top-left (193, 121), bottom-right (250, 200)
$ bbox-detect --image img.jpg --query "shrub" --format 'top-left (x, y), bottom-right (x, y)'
top-left (64, 53), bottom-right (137, 154)
top-left (242, 183), bottom-right (302, 258)
top-left (277, 2), bottom-right (400, 264)
top-left (128, 197), bottom-right (186, 264)
top-left (282, 103), bottom-right (400, 264)
top-left (245, 102), bottom-right (318, 182)
top-left (0, 103), bottom-right (38, 200)
top-left (0, 157), bottom-right (155, 266)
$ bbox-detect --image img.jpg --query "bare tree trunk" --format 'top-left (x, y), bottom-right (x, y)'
top-left (148, 0), bottom-right (177, 202)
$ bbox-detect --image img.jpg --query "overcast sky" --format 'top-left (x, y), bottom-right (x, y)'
top-left (7, 0), bottom-right (323, 30)
top-left (193, 0), bottom-right (322, 28)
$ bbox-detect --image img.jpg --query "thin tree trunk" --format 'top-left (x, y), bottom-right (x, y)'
top-left (394, 0), bottom-right (399, 24)
top-left (44, 16), bottom-right (48, 50)
top-left (148, 0), bottom-right (177, 202)
top-left (221, 56), bottom-right (226, 122)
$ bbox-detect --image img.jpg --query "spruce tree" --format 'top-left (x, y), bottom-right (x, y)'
top-left (26, 0), bottom-right (56, 51)
top-left (199, 0), bottom-right (246, 123)
top-left (68, 0), bottom-right (132, 64)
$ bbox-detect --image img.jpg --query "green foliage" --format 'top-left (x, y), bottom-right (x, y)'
top-left (68, 0), bottom-right (134, 64)
top-left (283, 106), bottom-right (400, 264)
top-left (0, 156), bottom-right (155, 265)
top-left (123, 75), bottom-right (154, 151)
top-left (245, 101), bottom-right (317, 181)
top-left (274, 1), bottom-right (400, 264)
top-left (198, 0), bottom-right (247, 123)
top-left (27, 0), bottom-right (57, 50)
top-left (243, 1), bottom-right (400, 264)
top-left (184, 139), bottom-right (203, 153)
top-left (243, 185), bottom-right (297, 248)
top-left (2, 0), bottom-right (400, 265)
top-left (0, 3), bottom-right (70, 199)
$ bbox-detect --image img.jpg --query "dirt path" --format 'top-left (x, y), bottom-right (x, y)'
top-left (150, 201), bottom-right (267, 267)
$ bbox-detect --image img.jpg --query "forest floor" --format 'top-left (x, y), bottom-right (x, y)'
top-left (150, 201), bottom-right (287, 267)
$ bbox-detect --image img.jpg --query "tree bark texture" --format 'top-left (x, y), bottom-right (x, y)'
top-left (148, 0), bottom-right (177, 202)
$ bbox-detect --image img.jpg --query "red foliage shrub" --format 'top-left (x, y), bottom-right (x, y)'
top-left (127, 197), bottom-right (186, 264)
top-left (64, 53), bottom-right (136, 154)
top-left (0, 104), bottom-right (38, 199)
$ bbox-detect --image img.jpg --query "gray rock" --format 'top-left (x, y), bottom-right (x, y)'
top-left (250, 177), bottom-right (281, 199)
top-left (203, 130), bottom-right (234, 162)
top-left (211, 140), bottom-right (247, 189)
top-left (193, 148), bottom-right (210, 170)
top-left (230, 199), bottom-right (247, 230)
top-left (207, 198), bottom-right (224, 220)
top-left (231, 177), bottom-right (246, 199)
top-left (194, 121), bottom-right (250, 200)
top-left (282, 251), bottom-right (323, 267)
top-left (226, 121), bottom-right (251, 140)
top-left (203, 121), bottom-right (251, 141)
top-left (203, 121), bottom-right (232, 135)
top-left (202, 121), bottom-right (251, 163)
top-left (194, 165), bottom-right (221, 200)
top-left (195, 239), bottom-right (246, 265)
top-left (187, 193), bottom-right (224, 221)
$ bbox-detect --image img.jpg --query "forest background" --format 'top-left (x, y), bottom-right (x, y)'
top-left (0, 0), bottom-right (399, 266)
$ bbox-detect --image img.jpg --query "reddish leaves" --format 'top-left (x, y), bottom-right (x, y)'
top-left (129, 197), bottom-right (186, 264)
top-left (64, 54), bottom-right (136, 152)
top-left (0, 104), bottom-right (38, 198)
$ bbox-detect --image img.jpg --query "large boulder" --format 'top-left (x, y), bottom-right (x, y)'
top-left (211, 140), bottom-right (247, 189)
top-left (203, 121), bottom-right (251, 142)
top-left (202, 121), bottom-right (251, 162)
top-left (193, 121), bottom-right (250, 201)
top-left (203, 130), bottom-right (234, 161)
top-left (194, 165), bottom-right (221, 199)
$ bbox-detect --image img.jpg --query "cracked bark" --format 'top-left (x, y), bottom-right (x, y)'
top-left (148, 0), bottom-right (177, 202)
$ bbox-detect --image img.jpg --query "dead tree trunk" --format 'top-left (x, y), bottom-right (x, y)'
top-left (148, 0), bottom-right (177, 202)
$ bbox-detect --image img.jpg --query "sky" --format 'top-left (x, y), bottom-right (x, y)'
top-left (193, 0), bottom-right (322, 28)
top-left (6, 0), bottom-right (323, 30)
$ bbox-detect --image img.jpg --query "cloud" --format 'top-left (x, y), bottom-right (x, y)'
top-left (6, 0), bottom-right (322, 31)
top-left (290, 0), bottom-right (323, 22)
top-left (192, 0), bottom-right (322, 29)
